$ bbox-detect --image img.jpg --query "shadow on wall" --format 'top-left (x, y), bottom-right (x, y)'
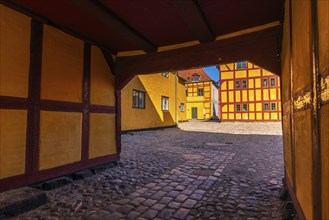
top-left (121, 77), bottom-right (175, 131)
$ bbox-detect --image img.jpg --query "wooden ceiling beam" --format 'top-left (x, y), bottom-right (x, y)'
top-left (115, 26), bottom-right (281, 89)
top-left (67, 0), bottom-right (157, 53)
top-left (171, 0), bottom-right (215, 43)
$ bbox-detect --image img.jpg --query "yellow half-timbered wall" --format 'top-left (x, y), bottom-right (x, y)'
top-left (219, 62), bottom-right (281, 121)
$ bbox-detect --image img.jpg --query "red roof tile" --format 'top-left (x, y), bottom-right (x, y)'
top-left (178, 68), bottom-right (212, 83)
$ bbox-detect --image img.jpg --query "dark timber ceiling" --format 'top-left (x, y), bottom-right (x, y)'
top-left (5, 0), bottom-right (284, 87)
top-left (9, 0), bottom-right (283, 53)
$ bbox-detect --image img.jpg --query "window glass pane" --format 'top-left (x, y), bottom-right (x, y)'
top-left (271, 103), bottom-right (276, 110)
top-left (263, 79), bottom-right (268, 87)
top-left (270, 78), bottom-right (276, 86)
top-left (242, 80), bottom-right (247, 88)
top-left (243, 104), bottom-right (248, 111)
top-left (264, 103), bottom-right (269, 111)
top-left (236, 104), bottom-right (241, 112)
top-left (235, 80), bottom-right (240, 89)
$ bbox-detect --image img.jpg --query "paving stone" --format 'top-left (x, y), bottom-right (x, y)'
top-left (175, 194), bottom-right (188, 202)
top-left (182, 199), bottom-right (198, 208)
top-left (158, 197), bottom-right (173, 205)
top-left (166, 190), bottom-right (180, 198)
top-left (130, 197), bottom-right (146, 206)
top-left (173, 208), bottom-right (190, 220)
top-left (142, 209), bottom-right (158, 219)
top-left (151, 191), bottom-right (167, 200)
top-left (168, 201), bottom-right (181, 209)
top-left (158, 208), bottom-right (175, 219)
top-left (151, 203), bottom-right (165, 211)
top-left (143, 199), bottom-right (157, 207)
top-left (127, 211), bottom-right (140, 220)
top-left (118, 204), bottom-right (134, 214)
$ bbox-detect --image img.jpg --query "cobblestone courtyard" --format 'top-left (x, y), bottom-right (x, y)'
top-left (15, 121), bottom-right (284, 220)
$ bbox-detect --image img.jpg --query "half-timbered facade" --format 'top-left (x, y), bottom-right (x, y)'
top-left (178, 69), bottom-right (218, 120)
top-left (219, 61), bottom-right (281, 121)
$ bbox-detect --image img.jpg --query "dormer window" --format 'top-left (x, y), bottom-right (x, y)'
top-left (192, 74), bottom-right (200, 82)
top-left (236, 61), bottom-right (247, 69)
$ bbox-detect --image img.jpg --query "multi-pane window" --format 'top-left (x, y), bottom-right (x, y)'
top-left (271, 103), bottom-right (277, 111)
top-left (180, 103), bottom-right (185, 112)
top-left (161, 96), bottom-right (169, 111)
top-left (270, 78), bottom-right (276, 87)
top-left (192, 75), bottom-right (200, 82)
top-left (132, 90), bottom-right (145, 109)
top-left (242, 104), bottom-right (248, 111)
top-left (236, 61), bottom-right (247, 69)
top-left (263, 78), bottom-right (268, 87)
top-left (236, 104), bottom-right (241, 112)
top-left (264, 103), bottom-right (269, 111)
top-left (161, 72), bottom-right (169, 78)
top-left (235, 80), bottom-right (240, 89)
top-left (197, 88), bottom-right (204, 96)
top-left (242, 80), bottom-right (247, 88)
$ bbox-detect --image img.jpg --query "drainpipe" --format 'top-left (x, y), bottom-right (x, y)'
top-left (175, 72), bottom-right (178, 124)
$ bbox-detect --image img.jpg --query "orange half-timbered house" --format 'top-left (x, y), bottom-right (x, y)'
top-left (219, 61), bottom-right (281, 121)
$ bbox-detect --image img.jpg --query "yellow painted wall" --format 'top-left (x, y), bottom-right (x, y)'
top-left (177, 78), bottom-right (188, 122)
top-left (0, 109), bottom-right (27, 179)
top-left (0, 5), bottom-right (30, 98)
top-left (185, 81), bottom-right (213, 119)
top-left (39, 111), bottom-right (82, 170)
top-left (90, 46), bottom-right (115, 106)
top-left (121, 72), bottom-right (186, 131)
top-left (41, 25), bottom-right (84, 103)
top-left (89, 113), bottom-right (116, 159)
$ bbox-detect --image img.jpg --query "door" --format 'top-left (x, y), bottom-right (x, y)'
top-left (192, 107), bottom-right (198, 119)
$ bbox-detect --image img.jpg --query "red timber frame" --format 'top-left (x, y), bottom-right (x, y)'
top-left (219, 62), bottom-right (281, 122)
top-left (0, 5), bottom-right (121, 192)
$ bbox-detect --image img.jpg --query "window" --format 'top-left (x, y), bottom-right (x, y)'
top-left (237, 61), bottom-right (247, 69)
top-left (242, 80), bottom-right (247, 88)
top-left (161, 72), bottom-right (169, 78)
top-left (236, 104), bottom-right (241, 112)
top-left (270, 78), bottom-right (276, 87)
top-left (132, 90), bottom-right (145, 109)
top-left (186, 89), bottom-right (188, 97)
top-left (192, 74), bottom-right (200, 82)
top-left (242, 104), bottom-right (248, 111)
top-left (161, 96), bottom-right (169, 111)
top-left (264, 103), bottom-right (269, 111)
top-left (197, 88), bottom-right (204, 96)
top-left (180, 103), bottom-right (185, 112)
top-left (271, 103), bottom-right (277, 111)
top-left (235, 80), bottom-right (240, 89)
top-left (263, 78), bottom-right (268, 87)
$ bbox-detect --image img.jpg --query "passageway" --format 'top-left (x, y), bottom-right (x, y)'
top-left (14, 121), bottom-right (284, 219)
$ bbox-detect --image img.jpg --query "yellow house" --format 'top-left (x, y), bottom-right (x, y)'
top-left (178, 69), bottom-right (219, 120)
top-left (219, 61), bottom-right (281, 121)
top-left (121, 72), bottom-right (187, 131)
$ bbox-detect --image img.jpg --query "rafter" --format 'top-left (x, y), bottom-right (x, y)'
top-left (67, 0), bottom-right (157, 53)
top-left (171, 0), bottom-right (215, 43)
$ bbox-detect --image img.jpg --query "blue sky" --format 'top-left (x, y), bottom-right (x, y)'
top-left (202, 66), bottom-right (220, 82)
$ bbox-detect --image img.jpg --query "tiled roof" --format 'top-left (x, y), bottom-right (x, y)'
top-left (178, 68), bottom-right (212, 83)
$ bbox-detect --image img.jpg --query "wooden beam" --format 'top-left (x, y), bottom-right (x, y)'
top-left (115, 26), bottom-right (281, 89)
top-left (101, 49), bottom-right (116, 75)
top-left (171, 0), bottom-right (214, 43)
top-left (67, 0), bottom-right (157, 53)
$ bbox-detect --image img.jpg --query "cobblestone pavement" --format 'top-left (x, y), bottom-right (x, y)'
top-left (14, 121), bottom-right (284, 220)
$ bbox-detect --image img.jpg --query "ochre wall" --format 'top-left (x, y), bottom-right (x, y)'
top-left (0, 110), bottom-right (27, 178)
top-left (219, 62), bottom-right (281, 121)
top-left (0, 5), bottom-right (30, 98)
top-left (177, 78), bottom-right (188, 122)
top-left (186, 81), bottom-right (213, 119)
top-left (121, 72), bottom-right (186, 131)
top-left (39, 111), bottom-right (82, 170)
top-left (281, 0), bottom-right (328, 219)
top-left (0, 5), bottom-right (118, 191)
top-left (90, 46), bottom-right (115, 106)
top-left (41, 25), bottom-right (84, 103)
top-left (318, 0), bottom-right (329, 219)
